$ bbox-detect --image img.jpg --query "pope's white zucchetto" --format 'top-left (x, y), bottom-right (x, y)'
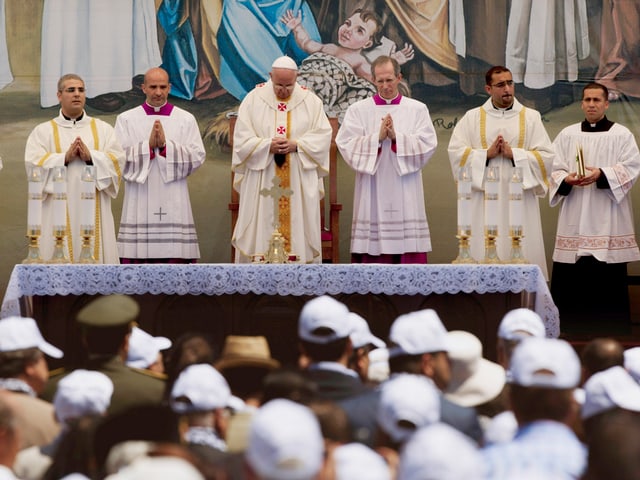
top-left (271, 56), bottom-right (298, 71)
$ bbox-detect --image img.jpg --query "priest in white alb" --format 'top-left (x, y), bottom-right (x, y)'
top-left (448, 66), bottom-right (554, 278)
top-left (25, 74), bottom-right (124, 263)
top-left (336, 55), bottom-right (437, 263)
top-left (232, 56), bottom-right (332, 263)
top-left (550, 82), bottom-right (640, 326)
top-left (115, 67), bottom-right (205, 263)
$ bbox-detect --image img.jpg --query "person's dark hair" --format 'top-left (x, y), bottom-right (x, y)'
top-left (586, 410), bottom-right (640, 480)
top-left (221, 366), bottom-right (271, 401)
top-left (82, 324), bottom-right (131, 356)
top-left (582, 82), bottom-right (609, 101)
top-left (0, 347), bottom-right (42, 378)
top-left (371, 55), bottom-right (400, 79)
top-left (352, 8), bottom-right (383, 51)
top-left (388, 352), bottom-right (423, 375)
top-left (581, 338), bottom-right (624, 380)
top-left (304, 398), bottom-right (352, 443)
top-left (92, 404), bottom-right (181, 472)
top-left (262, 367), bottom-right (318, 404)
top-left (485, 66), bottom-right (511, 86)
top-left (42, 414), bottom-right (101, 480)
top-left (510, 385), bottom-right (574, 424)
top-left (163, 332), bottom-right (216, 400)
top-left (300, 332), bottom-right (350, 363)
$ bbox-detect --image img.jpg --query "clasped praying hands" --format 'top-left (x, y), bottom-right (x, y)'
top-left (149, 120), bottom-right (166, 150)
top-left (487, 134), bottom-right (513, 160)
top-left (64, 136), bottom-right (92, 165)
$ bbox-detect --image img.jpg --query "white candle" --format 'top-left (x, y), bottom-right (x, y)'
top-left (27, 166), bottom-right (44, 229)
top-left (80, 166), bottom-right (96, 231)
top-left (52, 166), bottom-right (67, 230)
top-left (457, 166), bottom-right (472, 233)
top-left (509, 167), bottom-right (524, 229)
top-left (484, 167), bottom-right (500, 230)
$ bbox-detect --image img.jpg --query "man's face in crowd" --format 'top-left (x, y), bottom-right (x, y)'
top-left (486, 71), bottom-right (515, 109)
top-left (57, 78), bottom-right (86, 118)
top-left (142, 69), bottom-right (171, 107)
top-left (582, 87), bottom-right (609, 124)
top-left (373, 60), bottom-right (401, 100)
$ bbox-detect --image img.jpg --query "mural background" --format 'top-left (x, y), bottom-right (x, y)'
top-left (1, 0), bottom-right (640, 299)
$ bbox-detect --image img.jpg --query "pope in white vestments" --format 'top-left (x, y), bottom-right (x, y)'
top-left (232, 56), bottom-right (332, 264)
top-left (25, 75), bottom-right (124, 264)
top-left (115, 68), bottom-right (205, 262)
top-left (336, 56), bottom-right (437, 263)
top-left (448, 67), bottom-right (554, 279)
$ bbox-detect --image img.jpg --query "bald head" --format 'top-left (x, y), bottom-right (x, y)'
top-left (581, 338), bottom-right (624, 381)
top-left (142, 68), bottom-right (171, 107)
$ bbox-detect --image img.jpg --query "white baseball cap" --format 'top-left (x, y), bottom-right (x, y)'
top-left (126, 327), bottom-right (172, 369)
top-left (377, 374), bottom-right (440, 443)
top-left (388, 309), bottom-right (450, 357)
top-left (298, 295), bottom-right (353, 344)
top-left (623, 346), bottom-right (640, 383)
top-left (0, 316), bottom-right (63, 358)
top-left (170, 364), bottom-right (231, 414)
top-left (498, 308), bottom-right (546, 340)
top-left (582, 366), bottom-right (640, 419)
top-left (104, 456), bottom-right (204, 480)
top-left (397, 423), bottom-right (484, 480)
top-left (54, 369), bottom-right (113, 424)
top-left (508, 337), bottom-right (580, 389)
top-left (246, 399), bottom-right (323, 480)
top-left (349, 312), bottom-right (385, 350)
top-left (445, 330), bottom-right (506, 407)
top-left (333, 443), bottom-right (391, 480)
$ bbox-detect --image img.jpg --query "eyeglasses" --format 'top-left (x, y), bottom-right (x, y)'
top-left (491, 80), bottom-right (514, 88)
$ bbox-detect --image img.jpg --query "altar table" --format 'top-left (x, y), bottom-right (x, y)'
top-left (1, 263), bottom-right (558, 367)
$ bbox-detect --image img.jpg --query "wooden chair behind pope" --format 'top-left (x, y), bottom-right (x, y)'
top-left (228, 116), bottom-right (341, 263)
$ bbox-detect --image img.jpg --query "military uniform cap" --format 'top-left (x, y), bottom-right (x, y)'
top-left (76, 294), bottom-right (139, 327)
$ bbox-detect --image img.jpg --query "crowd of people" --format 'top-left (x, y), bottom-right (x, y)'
top-left (1, 295), bottom-right (639, 479)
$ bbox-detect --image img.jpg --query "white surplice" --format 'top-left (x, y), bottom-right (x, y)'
top-left (448, 98), bottom-right (554, 279)
top-left (40, 0), bottom-right (161, 107)
top-left (336, 95), bottom-right (437, 256)
top-left (232, 81), bottom-right (332, 264)
top-left (115, 103), bottom-right (205, 259)
top-left (25, 111), bottom-right (125, 263)
top-left (550, 122), bottom-right (640, 264)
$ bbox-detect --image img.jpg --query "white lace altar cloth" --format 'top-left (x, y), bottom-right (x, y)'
top-left (1, 263), bottom-right (559, 337)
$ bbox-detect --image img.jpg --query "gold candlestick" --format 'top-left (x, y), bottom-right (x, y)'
top-left (452, 231), bottom-right (477, 264)
top-left (22, 228), bottom-right (43, 264)
top-left (483, 227), bottom-right (502, 264)
top-left (48, 228), bottom-right (69, 264)
top-left (509, 227), bottom-right (527, 264)
top-left (77, 228), bottom-right (96, 264)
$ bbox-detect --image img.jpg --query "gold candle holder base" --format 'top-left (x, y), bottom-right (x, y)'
top-left (452, 234), bottom-right (477, 264)
top-left (508, 233), bottom-right (528, 264)
top-left (22, 233), bottom-right (43, 264)
top-left (253, 229), bottom-right (299, 264)
top-left (482, 232), bottom-right (502, 264)
top-left (77, 233), bottom-right (96, 264)
top-left (48, 232), bottom-right (69, 264)
top-left (265, 230), bottom-right (289, 264)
